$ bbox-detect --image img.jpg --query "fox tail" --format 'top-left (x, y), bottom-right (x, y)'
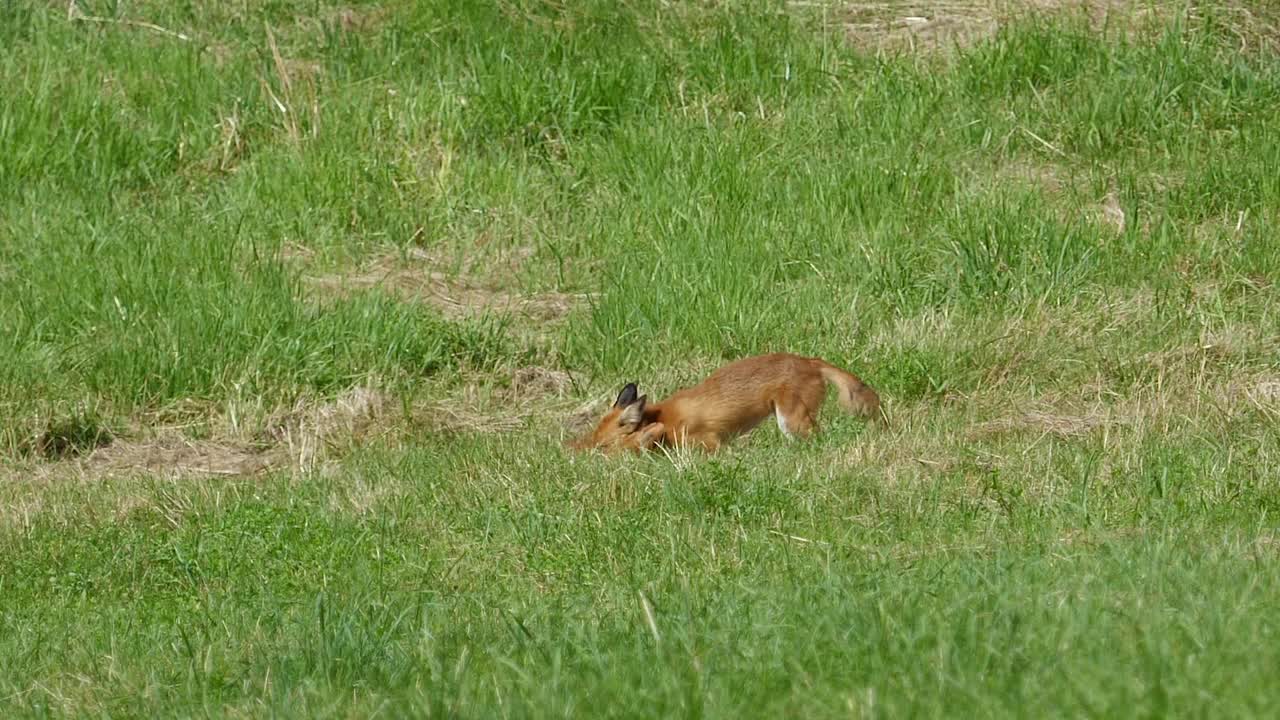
top-left (818, 362), bottom-right (884, 423)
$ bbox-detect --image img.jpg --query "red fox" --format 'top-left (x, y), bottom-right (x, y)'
top-left (569, 353), bottom-right (881, 453)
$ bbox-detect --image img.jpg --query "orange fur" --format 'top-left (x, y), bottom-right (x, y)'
top-left (569, 353), bottom-right (882, 453)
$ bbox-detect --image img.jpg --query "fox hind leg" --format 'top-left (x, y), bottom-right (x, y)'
top-left (774, 395), bottom-right (818, 440)
top-left (775, 376), bottom-right (828, 440)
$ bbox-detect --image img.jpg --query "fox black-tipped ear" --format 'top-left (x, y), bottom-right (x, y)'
top-left (618, 395), bottom-right (648, 429)
top-left (614, 382), bottom-right (639, 408)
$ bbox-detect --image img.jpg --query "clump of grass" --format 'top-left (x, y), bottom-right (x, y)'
top-left (31, 407), bottom-right (114, 460)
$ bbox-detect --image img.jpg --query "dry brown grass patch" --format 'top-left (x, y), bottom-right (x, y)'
top-left (414, 401), bottom-right (527, 435)
top-left (804, 0), bottom-right (1280, 62)
top-left (3, 385), bottom-right (392, 484)
top-left (812, 0), bottom-right (1172, 55)
top-left (262, 385), bottom-right (390, 470)
top-left (1230, 376), bottom-right (1280, 422)
top-left (415, 366), bottom-right (589, 438)
top-left (971, 405), bottom-right (1111, 439)
top-left (831, 0), bottom-right (999, 53)
top-left (821, 399), bottom-right (967, 485)
top-left (993, 159), bottom-right (1073, 195)
top-left (323, 6), bottom-right (392, 35)
top-left (1192, 2), bottom-right (1280, 54)
top-left (2, 375), bottom-right (573, 486)
top-left (23, 437), bottom-right (274, 483)
top-left (980, 159), bottom-right (1144, 235)
top-left (1058, 526), bottom-right (1146, 548)
top-left (300, 246), bottom-right (593, 324)
top-left (511, 366), bottom-right (575, 399)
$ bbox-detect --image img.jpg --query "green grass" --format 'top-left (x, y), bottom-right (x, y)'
top-left (3, 0), bottom-right (1280, 716)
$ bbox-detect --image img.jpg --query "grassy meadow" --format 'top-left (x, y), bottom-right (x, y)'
top-left (3, 0), bottom-right (1280, 716)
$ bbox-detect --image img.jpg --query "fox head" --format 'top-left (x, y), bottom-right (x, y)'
top-left (568, 382), bottom-right (664, 452)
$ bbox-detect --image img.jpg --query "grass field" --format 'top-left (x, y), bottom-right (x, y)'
top-left (3, 0), bottom-right (1280, 716)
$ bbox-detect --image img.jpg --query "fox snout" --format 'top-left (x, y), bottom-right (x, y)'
top-left (569, 382), bottom-right (660, 453)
